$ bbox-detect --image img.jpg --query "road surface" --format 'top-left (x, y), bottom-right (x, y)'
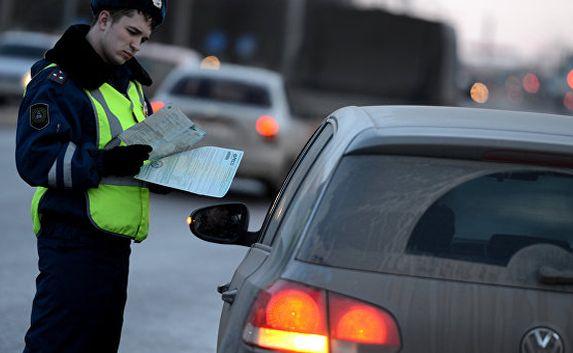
top-left (0, 124), bottom-right (272, 353)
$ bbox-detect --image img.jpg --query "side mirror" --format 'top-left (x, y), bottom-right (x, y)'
top-left (188, 203), bottom-right (258, 247)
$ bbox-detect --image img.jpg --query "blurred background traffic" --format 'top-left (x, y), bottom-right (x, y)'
top-left (2, 0), bottom-right (573, 114)
top-left (1, 0), bottom-right (573, 190)
top-left (2, 2), bottom-right (573, 352)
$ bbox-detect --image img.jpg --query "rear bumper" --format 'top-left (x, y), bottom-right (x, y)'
top-left (222, 340), bottom-right (267, 353)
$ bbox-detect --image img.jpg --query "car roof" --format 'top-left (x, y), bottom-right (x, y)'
top-left (361, 105), bottom-right (573, 135)
top-left (138, 43), bottom-right (201, 65)
top-left (171, 63), bottom-right (283, 84)
top-left (331, 106), bottom-right (573, 158)
top-left (0, 31), bottom-right (59, 48)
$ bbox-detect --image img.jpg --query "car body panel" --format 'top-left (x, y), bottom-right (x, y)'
top-left (217, 244), bottom-right (271, 348)
top-left (282, 260), bottom-right (572, 353)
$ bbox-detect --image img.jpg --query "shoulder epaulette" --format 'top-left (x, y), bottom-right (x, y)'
top-left (48, 68), bottom-right (68, 85)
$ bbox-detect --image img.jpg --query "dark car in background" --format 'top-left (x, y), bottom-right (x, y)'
top-left (189, 106), bottom-right (572, 353)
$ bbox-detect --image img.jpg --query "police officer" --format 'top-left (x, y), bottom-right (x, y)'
top-left (15, 1), bottom-right (167, 352)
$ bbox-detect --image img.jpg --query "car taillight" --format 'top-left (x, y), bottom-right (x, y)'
top-left (243, 280), bottom-right (328, 353)
top-left (256, 115), bottom-right (280, 138)
top-left (151, 100), bottom-right (166, 113)
top-left (243, 280), bottom-right (401, 353)
top-left (329, 294), bottom-right (401, 353)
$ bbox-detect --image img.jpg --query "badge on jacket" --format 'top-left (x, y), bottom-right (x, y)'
top-left (30, 103), bottom-right (50, 130)
top-left (48, 69), bottom-right (67, 85)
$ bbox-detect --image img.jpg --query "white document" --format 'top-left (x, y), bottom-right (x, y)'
top-left (119, 105), bottom-right (206, 161)
top-left (136, 146), bottom-right (243, 198)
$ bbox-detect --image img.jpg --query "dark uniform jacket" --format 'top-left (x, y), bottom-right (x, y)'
top-left (15, 24), bottom-right (153, 233)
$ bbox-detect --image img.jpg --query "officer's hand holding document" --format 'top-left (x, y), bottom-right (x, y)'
top-left (119, 105), bottom-right (243, 198)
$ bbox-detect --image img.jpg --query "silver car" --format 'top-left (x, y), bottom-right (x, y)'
top-left (137, 42), bottom-right (201, 96)
top-left (154, 64), bottom-right (309, 194)
top-left (0, 31), bottom-right (58, 102)
top-left (189, 106), bottom-right (572, 353)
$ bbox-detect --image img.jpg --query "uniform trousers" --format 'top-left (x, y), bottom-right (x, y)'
top-left (23, 220), bottom-right (131, 353)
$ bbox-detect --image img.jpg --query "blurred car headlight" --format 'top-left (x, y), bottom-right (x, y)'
top-left (200, 56), bottom-right (221, 70)
top-left (21, 71), bottom-right (32, 89)
top-left (470, 82), bottom-right (489, 104)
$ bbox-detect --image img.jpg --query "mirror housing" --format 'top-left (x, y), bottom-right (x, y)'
top-left (188, 203), bottom-right (258, 247)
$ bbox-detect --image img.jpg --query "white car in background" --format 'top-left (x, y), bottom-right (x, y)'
top-left (0, 31), bottom-right (58, 103)
top-left (153, 64), bottom-right (310, 195)
top-left (137, 42), bottom-right (201, 96)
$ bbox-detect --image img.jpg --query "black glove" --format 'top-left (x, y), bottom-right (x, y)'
top-left (98, 144), bottom-right (152, 177)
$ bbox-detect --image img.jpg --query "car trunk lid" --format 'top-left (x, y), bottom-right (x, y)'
top-left (170, 97), bottom-right (279, 150)
top-left (285, 257), bottom-right (572, 353)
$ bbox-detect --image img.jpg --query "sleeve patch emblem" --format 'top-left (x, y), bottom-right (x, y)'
top-left (30, 103), bottom-right (50, 130)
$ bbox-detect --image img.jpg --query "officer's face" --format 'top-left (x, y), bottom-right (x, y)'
top-left (100, 11), bottom-right (152, 65)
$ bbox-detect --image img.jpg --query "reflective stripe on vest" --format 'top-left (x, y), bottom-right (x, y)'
top-left (30, 66), bottom-right (150, 241)
top-left (31, 187), bottom-right (48, 235)
top-left (84, 82), bottom-right (149, 241)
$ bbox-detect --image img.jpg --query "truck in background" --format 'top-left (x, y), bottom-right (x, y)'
top-left (184, 0), bottom-right (459, 121)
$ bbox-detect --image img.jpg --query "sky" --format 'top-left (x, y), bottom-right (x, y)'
top-left (353, 0), bottom-right (573, 66)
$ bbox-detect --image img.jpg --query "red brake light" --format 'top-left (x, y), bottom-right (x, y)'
top-left (244, 280), bottom-right (328, 353)
top-left (567, 70), bottom-right (573, 90)
top-left (522, 73), bottom-right (540, 94)
top-left (243, 280), bottom-right (401, 353)
top-left (266, 289), bottom-right (323, 332)
top-left (256, 115), bottom-right (280, 138)
top-left (151, 100), bottom-right (166, 113)
top-left (329, 294), bottom-right (400, 347)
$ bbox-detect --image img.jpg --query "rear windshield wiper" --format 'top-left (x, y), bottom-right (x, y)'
top-left (538, 266), bottom-right (573, 285)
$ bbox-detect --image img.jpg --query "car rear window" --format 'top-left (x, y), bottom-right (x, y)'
top-left (0, 44), bottom-right (47, 59)
top-left (170, 76), bottom-right (271, 108)
top-left (298, 155), bottom-right (573, 275)
top-left (406, 171), bottom-right (573, 265)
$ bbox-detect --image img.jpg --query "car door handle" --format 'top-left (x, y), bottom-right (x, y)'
top-left (221, 288), bottom-right (238, 304)
top-left (217, 282), bottom-right (231, 294)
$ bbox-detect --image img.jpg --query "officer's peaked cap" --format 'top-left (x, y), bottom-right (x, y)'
top-left (91, 0), bottom-right (167, 27)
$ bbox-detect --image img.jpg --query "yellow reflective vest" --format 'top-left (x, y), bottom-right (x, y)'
top-left (31, 65), bottom-right (150, 242)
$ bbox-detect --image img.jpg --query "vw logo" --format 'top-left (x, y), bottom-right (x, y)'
top-left (522, 327), bottom-right (564, 353)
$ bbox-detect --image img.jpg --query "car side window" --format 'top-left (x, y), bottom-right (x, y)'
top-left (259, 122), bottom-right (334, 246)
